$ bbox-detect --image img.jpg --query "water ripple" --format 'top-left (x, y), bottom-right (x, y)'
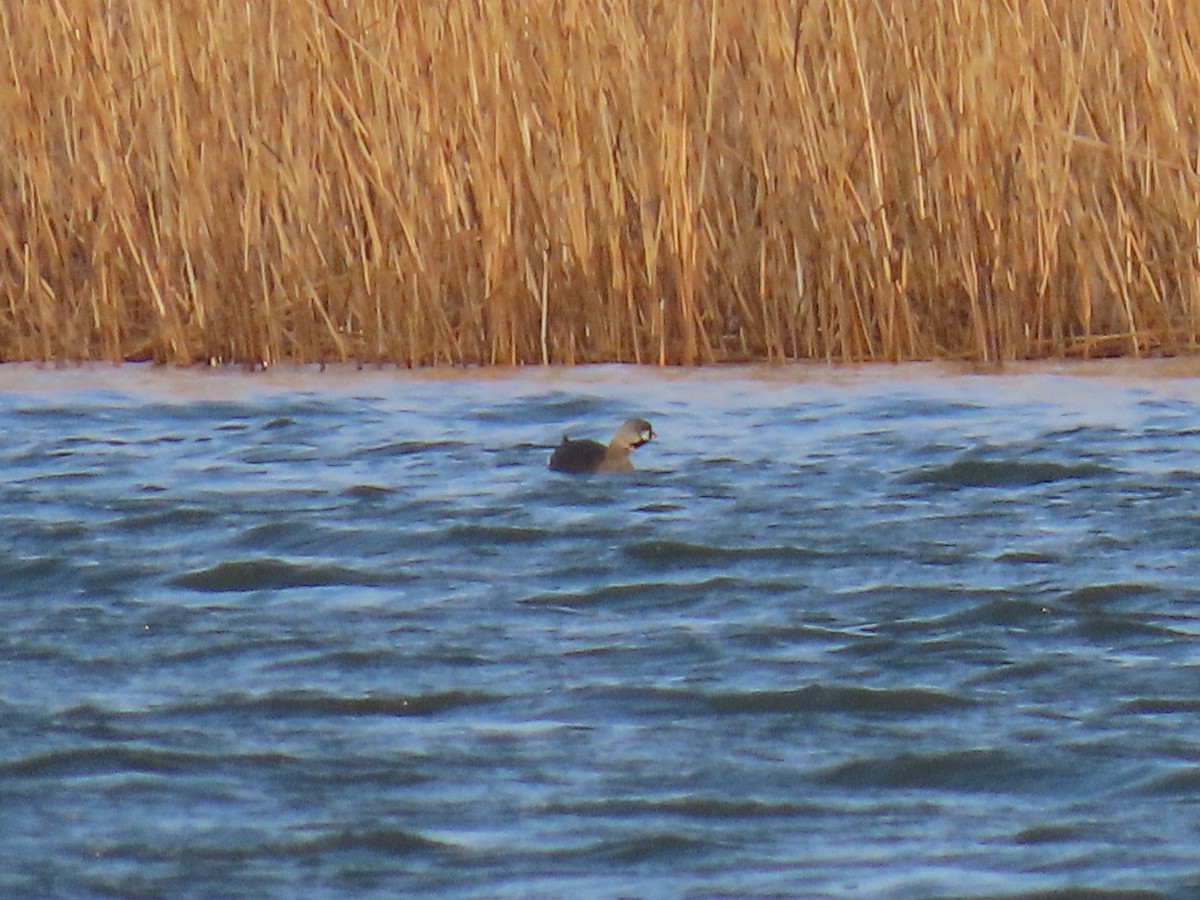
top-left (910, 457), bottom-right (1116, 488)
top-left (819, 748), bottom-right (1051, 793)
top-left (169, 559), bottom-right (408, 592)
top-left (705, 684), bottom-right (978, 716)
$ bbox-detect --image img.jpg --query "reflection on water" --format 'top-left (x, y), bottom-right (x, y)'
top-left (3, 362), bottom-right (1200, 898)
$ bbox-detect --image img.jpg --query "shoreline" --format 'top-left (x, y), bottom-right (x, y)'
top-left (4, 356), bottom-right (1200, 396)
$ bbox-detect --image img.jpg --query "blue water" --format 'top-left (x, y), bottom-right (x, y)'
top-left (3, 362), bottom-right (1200, 899)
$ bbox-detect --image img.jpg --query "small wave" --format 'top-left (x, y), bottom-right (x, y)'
top-left (230, 521), bottom-right (392, 557)
top-left (942, 597), bottom-right (1055, 628)
top-left (279, 827), bottom-right (455, 857)
top-left (91, 826), bottom-right (454, 866)
top-left (1074, 615), bottom-right (1181, 642)
top-left (1135, 767), bottom-right (1200, 798)
top-left (910, 457), bottom-right (1112, 488)
top-left (705, 684), bottom-right (975, 716)
top-left (0, 554), bottom-right (69, 588)
top-left (1059, 582), bottom-right (1163, 606)
top-left (623, 539), bottom-right (825, 566)
top-left (819, 747), bottom-right (1044, 792)
top-left (188, 689), bottom-right (494, 718)
top-left (443, 523), bottom-right (551, 544)
top-left (632, 501), bottom-right (685, 513)
top-left (1119, 697), bottom-right (1200, 715)
top-left (475, 392), bottom-right (612, 424)
top-left (555, 796), bottom-right (821, 820)
top-left (562, 831), bottom-right (713, 865)
top-left (265, 648), bottom-right (402, 673)
top-left (1, 745), bottom-right (209, 779)
top-left (235, 447), bottom-right (321, 465)
top-left (521, 576), bottom-right (742, 609)
top-left (1011, 821), bottom-right (1094, 845)
top-left (995, 549), bottom-right (1060, 564)
top-left (169, 558), bottom-right (406, 592)
top-left (115, 505), bottom-right (219, 530)
top-left (355, 439), bottom-right (468, 458)
top-left (343, 484), bottom-right (392, 499)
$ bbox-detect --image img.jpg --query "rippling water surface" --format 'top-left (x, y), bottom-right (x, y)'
top-left (4, 362), bottom-right (1200, 899)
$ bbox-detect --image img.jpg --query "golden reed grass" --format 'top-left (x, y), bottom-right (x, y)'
top-left (3, 0), bottom-right (1200, 366)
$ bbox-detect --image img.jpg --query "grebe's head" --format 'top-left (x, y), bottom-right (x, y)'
top-left (613, 418), bottom-right (654, 450)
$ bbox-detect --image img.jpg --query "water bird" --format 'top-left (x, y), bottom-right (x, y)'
top-left (549, 418), bottom-right (654, 474)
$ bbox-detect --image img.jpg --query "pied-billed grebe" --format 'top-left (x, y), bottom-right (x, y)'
top-left (549, 418), bottom-right (654, 474)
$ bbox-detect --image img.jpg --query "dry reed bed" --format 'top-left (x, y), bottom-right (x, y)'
top-left (2, 0), bottom-right (1200, 365)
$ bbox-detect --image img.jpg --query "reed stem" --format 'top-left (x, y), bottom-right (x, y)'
top-left (3, 0), bottom-right (1200, 365)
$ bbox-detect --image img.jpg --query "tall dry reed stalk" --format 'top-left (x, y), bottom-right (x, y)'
top-left (2, 0), bottom-right (1200, 365)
